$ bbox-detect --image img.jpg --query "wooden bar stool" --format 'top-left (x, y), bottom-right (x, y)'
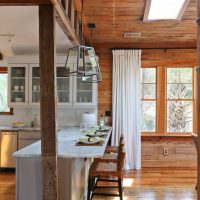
top-left (87, 150), bottom-right (125, 200)
top-left (93, 137), bottom-right (124, 163)
top-left (105, 135), bottom-right (124, 153)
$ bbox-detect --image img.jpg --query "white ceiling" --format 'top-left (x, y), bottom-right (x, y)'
top-left (0, 6), bottom-right (73, 57)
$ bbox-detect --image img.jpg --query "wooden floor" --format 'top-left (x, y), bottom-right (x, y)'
top-left (0, 168), bottom-right (197, 200)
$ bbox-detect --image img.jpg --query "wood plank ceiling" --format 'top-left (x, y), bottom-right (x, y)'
top-left (84, 0), bottom-right (197, 48)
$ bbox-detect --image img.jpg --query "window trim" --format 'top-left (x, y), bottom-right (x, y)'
top-left (143, 0), bottom-right (190, 22)
top-left (141, 65), bottom-right (195, 135)
top-left (0, 67), bottom-right (13, 115)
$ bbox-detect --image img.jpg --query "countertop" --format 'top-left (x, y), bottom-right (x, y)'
top-left (0, 126), bottom-right (40, 132)
top-left (13, 127), bottom-right (111, 158)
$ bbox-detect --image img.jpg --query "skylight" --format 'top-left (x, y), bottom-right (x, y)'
top-left (144, 0), bottom-right (190, 21)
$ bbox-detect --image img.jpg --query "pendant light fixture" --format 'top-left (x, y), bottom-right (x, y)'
top-left (64, 0), bottom-right (102, 83)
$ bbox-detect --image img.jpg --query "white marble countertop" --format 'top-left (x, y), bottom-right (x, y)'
top-left (13, 127), bottom-right (111, 158)
top-left (0, 126), bottom-right (40, 132)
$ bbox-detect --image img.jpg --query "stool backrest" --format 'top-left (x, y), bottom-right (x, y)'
top-left (118, 150), bottom-right (125, 170)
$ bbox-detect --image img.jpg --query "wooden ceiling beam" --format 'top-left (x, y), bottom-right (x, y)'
top-left (50, 0), bottom-right (80, 45)
top-left (73, 0), bottom-right (90, 44)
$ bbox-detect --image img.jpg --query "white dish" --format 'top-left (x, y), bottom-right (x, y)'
top-left (79, 136), bottom-right (104, 144)
top-left (91, 126), bottom-right (110, 132)
top-left (95, 132), bottom-right (108, 136)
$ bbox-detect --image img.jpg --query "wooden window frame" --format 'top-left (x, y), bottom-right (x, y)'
top-left (141, 65), bottom-right (195, 135)
top-left (0, 67), bottom-right (13, 115)
top-left (141, 66), bottom-right (157, 134)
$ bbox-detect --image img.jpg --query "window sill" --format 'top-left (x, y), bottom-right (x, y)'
top-left (141, 133), bottom-right (193, 141)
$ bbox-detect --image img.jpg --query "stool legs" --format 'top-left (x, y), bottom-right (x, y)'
top-left (118, 178), bottom-right (123, 200)
top-left (87, 177), bottom-right (92, 200)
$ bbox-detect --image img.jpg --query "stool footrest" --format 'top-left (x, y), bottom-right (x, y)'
top-left (98, 178), bottom-right (118, 182)
top-left (92, 192), bottom-right (120, 197)
top-left (94, 186), bottom-right (118, 189)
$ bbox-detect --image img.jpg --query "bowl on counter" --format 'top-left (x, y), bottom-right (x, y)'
top-left (12, 122), bottom-right (25, 128)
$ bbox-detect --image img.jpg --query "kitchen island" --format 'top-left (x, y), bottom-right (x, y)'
top-left (13, 127), bottom-right (111, 200)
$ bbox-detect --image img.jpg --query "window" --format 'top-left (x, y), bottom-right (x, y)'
top-left (0, 67), bottom-right (13, 115)
top-left (167, 68), bottom-right (193, 132)
top-left (143, 0), bottom-right (190, 21)
top-left (141, 68), bottom-right (157, 132)
top-left (141, 66), bottom-right (194, 134)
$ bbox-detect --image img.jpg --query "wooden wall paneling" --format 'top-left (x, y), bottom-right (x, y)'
top-left (39, 4), bottom-right (58, 200)
top-left (84, 0), bottom-right (196, 46)
top-left (197, 0), bottom-right (200, 198)
top-left (142, 139), bottom-right (197, 168)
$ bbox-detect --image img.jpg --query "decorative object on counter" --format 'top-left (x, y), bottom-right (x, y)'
top-left (81, 112), bottom-right (97, 129)
top-left (64, 0), bottom-right (102, 83)
top-left (31, 114), bottom-right (40, 128)
top-left (12, 121), bottom-right (25, 128)
top-left (99, 114), bottom-right (105, 129)
top-left (105, 111), bottom-right (112, 126)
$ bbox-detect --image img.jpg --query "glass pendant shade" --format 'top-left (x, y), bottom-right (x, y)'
top-left (65, 45), bottom-right (102, 83)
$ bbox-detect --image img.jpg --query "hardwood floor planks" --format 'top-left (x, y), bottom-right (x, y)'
top-left (0, 168), bottom-right (197, 200)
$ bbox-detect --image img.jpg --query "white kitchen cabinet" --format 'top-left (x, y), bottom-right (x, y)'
top-left (56, 64), bottom-right (73, 107)
top-left (29, 64), bottom-right (40, 106)
top-left (8, 56), bottom-right (97, 108)
top-left (8, 64), bottom-right (29, 107)
top-left (73, 76), bottom-right (97, 107)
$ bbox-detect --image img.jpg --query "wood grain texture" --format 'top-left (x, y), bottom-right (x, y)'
top-left (42, 155), bottom-right (58, 200)
top-left (197, 0), bottom-right (200, 199)
top-left (142, 139), bottom-right (197, 168)
top-left (84, 0), bottom-right (196, 47)
top-left (39, 4), bottom-right (58, 200)
top-left (0, 168), bottom-right (197, 200)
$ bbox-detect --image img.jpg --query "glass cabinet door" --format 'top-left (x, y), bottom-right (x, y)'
top-left (57, 66), bottom-right (71, 104)
top-left (31, 66), bottom-right (40, 103)
top-left (76, 77), bottom-right (93, 103)
top-left (10, 66), bottom-right (27, 104)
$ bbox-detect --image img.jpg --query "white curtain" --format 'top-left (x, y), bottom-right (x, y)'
top-left (112, 49), bottom-right (141, 170)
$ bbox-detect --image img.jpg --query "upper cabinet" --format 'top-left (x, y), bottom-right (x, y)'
top-left (8, 64), bottom-right (29, 106)
top-left (74, 76), bottom-right (97, 107)
top-left (56, 64), bottom-right (73, 106)
top-left (29, 64), bottom-right (40, 106)
top-left (8, 57), bottom-right (97, 108)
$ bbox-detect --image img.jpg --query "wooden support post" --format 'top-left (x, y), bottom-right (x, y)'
top-left (197, 0), bottom-right (200, 199)
top-left (39, 4), bottom-right (58, 200)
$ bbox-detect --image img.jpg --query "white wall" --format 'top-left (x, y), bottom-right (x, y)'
top-left (0, 108), bottom-right (97, 127)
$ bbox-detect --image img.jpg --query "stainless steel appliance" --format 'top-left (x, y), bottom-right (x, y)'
top-left (0, 131), bottom-right (18, 168)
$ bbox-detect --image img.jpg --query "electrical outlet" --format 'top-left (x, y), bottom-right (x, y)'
top-left (163, 148), bottom-right (168, 155)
